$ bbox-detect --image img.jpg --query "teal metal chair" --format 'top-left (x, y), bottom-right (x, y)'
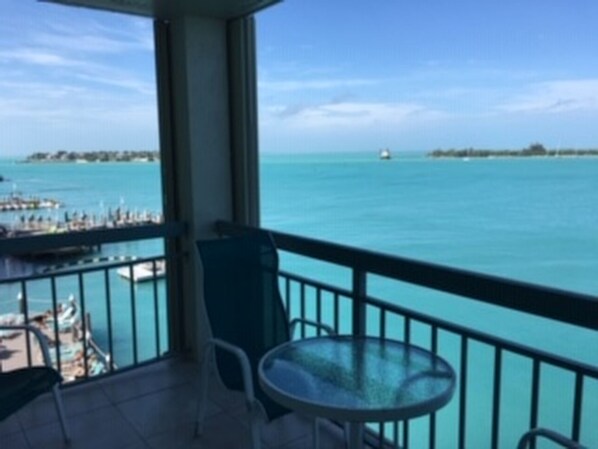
top-left (517, 428), bottom-right (588, 449)
top-left (0, 324), bottom-right (70, 444)
top-left (195, 231), bottom-right (333, 449)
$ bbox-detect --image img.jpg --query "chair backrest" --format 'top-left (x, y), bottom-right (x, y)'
top-left (0, 367), bottom-right (62, 421)
top-left (197, 231), bottom-right (290, 419)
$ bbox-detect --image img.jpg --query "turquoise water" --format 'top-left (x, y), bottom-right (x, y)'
top-left (3, 154), bottom-right (596, 294)
top-left (1, 154), bottom-right (597, 446)
top-left (0, 160), bottom-right (167, 365)
top-left (1, 154), bottom-right (597, 349)
top-left (262, 153), bottom-right (598, 295)
top-left (262, 153), bottom-right (598, 356)
top-left (259, 153), bottom-right (598, 447)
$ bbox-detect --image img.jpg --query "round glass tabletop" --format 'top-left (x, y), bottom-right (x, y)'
top-left (259, 335), bottom-right (456, 423)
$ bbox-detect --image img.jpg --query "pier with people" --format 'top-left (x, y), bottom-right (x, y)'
top-left (2, 207), bottom-right (163, 236)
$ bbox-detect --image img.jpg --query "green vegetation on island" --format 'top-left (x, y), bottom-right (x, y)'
top-left (428, 143), bottom-right (598, 159)
top-left (24, 150), bottom-right (160, 163)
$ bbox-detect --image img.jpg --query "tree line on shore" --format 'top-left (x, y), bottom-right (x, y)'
top-left (428, 143), bottom-right (598, 158)
top-left (24, 150), bottom-right (160, 163)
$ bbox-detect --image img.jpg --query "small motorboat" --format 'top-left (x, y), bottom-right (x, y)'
top-left (118, 260), bottom-right (166, 282)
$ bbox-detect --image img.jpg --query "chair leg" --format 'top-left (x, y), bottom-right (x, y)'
top-left (517, 428), bottom-right (586, 449)
top-left (312, 417), bottom-right (320, 449)
top-left (249, 402), bottom-right (262, 449)
top-left (344, 422), bottom-right (350, 449)
top-left (194, 354), bottom-right (211, 437)
top-left (51, 385), bottom-right (70, 444)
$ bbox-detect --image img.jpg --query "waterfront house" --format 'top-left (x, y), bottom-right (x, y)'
top-left (0, 1), bottom-right (596, 448)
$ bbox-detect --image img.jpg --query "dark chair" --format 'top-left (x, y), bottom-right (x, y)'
top-left (517, 428), bottom-right (588, 449)
top-left (0, 324), bottom-right (70, 444)
top-left (195, 231), bottom-right (333, 449)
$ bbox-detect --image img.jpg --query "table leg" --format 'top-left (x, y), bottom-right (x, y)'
top-left (347, 422), bottom-right (364, 449)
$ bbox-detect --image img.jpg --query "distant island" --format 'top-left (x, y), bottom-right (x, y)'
top-left (428, 143), bottom-right (598, 159)
top-left (24, 150), bottom-right (160, 163)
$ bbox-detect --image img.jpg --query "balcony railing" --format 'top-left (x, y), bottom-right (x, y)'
top-left (1, 220), bottom-right (596, 447)
top-left (217, 221), bottom-right (598, 449)
top-left (0, 223), bottom-right (182, 383)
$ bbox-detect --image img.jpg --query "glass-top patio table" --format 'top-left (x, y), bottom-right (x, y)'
top-left (259, 335), bottom-right (456, 449)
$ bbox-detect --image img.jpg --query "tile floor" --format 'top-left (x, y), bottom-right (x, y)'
top-left (0, 358), bottom-right (348, 449)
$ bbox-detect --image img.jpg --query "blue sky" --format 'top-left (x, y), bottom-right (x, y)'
top-left (2, 0), bottom-right (598, 155)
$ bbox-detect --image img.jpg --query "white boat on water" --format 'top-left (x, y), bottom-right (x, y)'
top-left (118, 260), bottom-right (166, 282)
top-left (379, 148), bottom-right (392, 160)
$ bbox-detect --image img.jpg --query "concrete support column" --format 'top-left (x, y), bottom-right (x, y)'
top-left (155, 16), bottom-right (260, 358)
top-left (228, 18), bottom-right (261, 227)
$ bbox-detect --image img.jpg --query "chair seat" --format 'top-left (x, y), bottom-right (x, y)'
top-left (0, 366), bottom-right (63, 421)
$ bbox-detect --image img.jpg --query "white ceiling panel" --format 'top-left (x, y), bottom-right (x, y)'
top-left (41, 0), bottom-right (281, 19)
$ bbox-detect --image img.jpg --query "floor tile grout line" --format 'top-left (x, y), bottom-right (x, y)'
top-left (108, 385), bottom-right (160, 448)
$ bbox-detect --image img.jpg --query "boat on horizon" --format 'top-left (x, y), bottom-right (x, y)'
top-left (379, 148), bottom-right (392, 160)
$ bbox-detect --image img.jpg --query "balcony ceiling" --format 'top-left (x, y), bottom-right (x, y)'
top-left (41, 0), bottom-right (281, 19)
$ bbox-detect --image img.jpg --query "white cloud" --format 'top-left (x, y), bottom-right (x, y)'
top-left (0, 80), bottom-right (155, 124)
top-left (259, 78), bottom-right (378, 92)
top-left (0, 49), bottom-right (154, 96)
top-left (499, 79), bottom-right (598, 113)
top-left (74, 69), bottom-right (155, 95)
top-left (35, 19), bottom-right (153, 54)
top-left (263, 101), bottom-right (445, 129)
top-left (0, 48), bottom-right (78, 67)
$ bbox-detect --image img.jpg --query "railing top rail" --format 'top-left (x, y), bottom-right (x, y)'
top-left (0, 222), bottom-right (185, 255)
top-left (0, 254), bottom-right (168, 284)
top-left (216, 221), bottom-right (598, 331)
top-left (279, 269), bottom-right (598, 378)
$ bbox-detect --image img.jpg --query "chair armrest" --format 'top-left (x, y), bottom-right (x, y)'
top-left (289, 318), bottom-right (336, 338)
top-left (203, 338), bottom-right (256, 404)
top-left (0, 324), bottom-right (53, 367)
top-left (517, 428), bottom-right (587, 449)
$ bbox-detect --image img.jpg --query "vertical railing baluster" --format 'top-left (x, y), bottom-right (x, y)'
top-left (334, 292), bottom-right (340, 333)
top-left (572, 373), bottom-right (583, 442)
top-left (78, 272), bottom-right (89, 378)
top-left (129, 264), bottom-right (138, 365)
top-left (316, 288), bottom-right (322, 336)
top-left (50, 276), bottom-right (61, 372)
top-left (429, 325), bottom-right (438, 449)
top-left (352, 269), bottom-right (367, 336)
top-left (284, 277), bottom-right (291, 321)
top-left (491, 347), bottom-right (503, 449)
top-left (104, 268), bottom-right (115, 372)
top-left (401, 300), bottom-right (412, 449)
top-left (153, 259), bottom-right (161, 357)
top-left (459, 336), bottom-right (468, 449)
top-left (529, 359), bottom-right (541, 449)
top-left (20, 281), bottom-right (32, 367)
top-left (300, 283), bottom-right (306, 338)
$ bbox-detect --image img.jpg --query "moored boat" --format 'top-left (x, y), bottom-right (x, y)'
top-left (118, 259), bottom-right (166, 282)
top-left (0, 294), bottom-right (112, 379)
top-left (0, 194), bottom-right (62, 212)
